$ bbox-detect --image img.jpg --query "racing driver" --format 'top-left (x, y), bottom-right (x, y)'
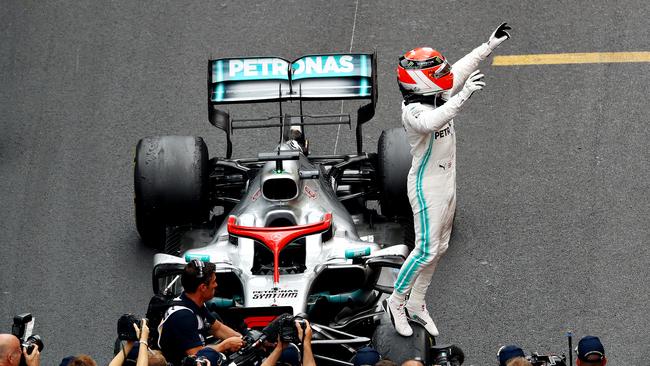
top-left (383, 23), bottom-right (512, 337)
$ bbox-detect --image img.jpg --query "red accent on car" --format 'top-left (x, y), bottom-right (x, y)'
top-left (244, 315), bottom-right (277, 329)
top-left (304, 185), bottom-right (318, 199)
top-left (227, 213), bottom-right (332, 284)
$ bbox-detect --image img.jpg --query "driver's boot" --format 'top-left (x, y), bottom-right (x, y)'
top-left (405, 301), bottom-right (439, 336)
top-left (382, 295), bottom-right (413, 337)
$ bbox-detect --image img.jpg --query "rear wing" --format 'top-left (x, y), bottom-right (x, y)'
top-left (207, 53), bottom-right (377, 156)
top-left (208, 53), bottom-right (376, 103)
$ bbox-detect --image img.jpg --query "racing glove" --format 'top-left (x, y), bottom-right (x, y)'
top-left (487, 22), bottom-right (512, 51)
top-left (457, 70), bottom-right (485, 103)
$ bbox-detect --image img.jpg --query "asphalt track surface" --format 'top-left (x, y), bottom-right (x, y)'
top-left (1, 1), bottom-right (648, 365)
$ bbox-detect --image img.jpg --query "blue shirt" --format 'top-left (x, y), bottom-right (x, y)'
top-left (159, 292), bottom-right (216, 366)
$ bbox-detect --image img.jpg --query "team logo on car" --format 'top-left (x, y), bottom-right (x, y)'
top-left (252, 289), bottom-right (299, 299)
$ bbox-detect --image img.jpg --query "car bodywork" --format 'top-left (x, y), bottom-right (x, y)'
top-left (144, 53), bottom-right (423, 364)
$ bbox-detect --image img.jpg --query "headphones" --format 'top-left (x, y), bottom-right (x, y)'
top-left (191, 259), bottom-right (206, 280)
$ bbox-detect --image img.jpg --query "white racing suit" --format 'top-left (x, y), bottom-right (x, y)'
top-left (393, 43), bottom-right (492, 305)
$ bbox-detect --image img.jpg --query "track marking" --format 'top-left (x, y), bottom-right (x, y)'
top-left (333, 0), bottom-right (360, 154)
top-left (75, 47), bottom-right (80, 73)
top-left (492, 52), bottom-right (650, 66)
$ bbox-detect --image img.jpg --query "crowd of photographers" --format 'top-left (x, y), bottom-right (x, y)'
top-left (497, 336), bottom-right (607, 366)
top-left (1, 260), bottom-right (608, 366)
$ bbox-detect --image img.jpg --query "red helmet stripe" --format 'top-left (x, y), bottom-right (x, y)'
top-left (410, 69), bottom-right (439, 91)
top-left (397, 66), bottom-right (416, 85)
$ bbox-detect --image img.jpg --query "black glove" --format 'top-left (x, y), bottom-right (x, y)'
top-left (493, 22), bottom-right (512, 40)
top-left (487, 22), bottom-right (512, 50)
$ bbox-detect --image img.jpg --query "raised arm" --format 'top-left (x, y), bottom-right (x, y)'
top-left (135, 320), bottom-right (149, 366)
top-left (449, 23), bottom-right (511, 96)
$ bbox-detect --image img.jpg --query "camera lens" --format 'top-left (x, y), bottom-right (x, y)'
top-left (25, 335), bottom-right (44, 352)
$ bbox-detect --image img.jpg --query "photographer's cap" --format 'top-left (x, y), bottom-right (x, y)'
top-left (278, 343), bottom-right (301, 366)
top-left (497, 345), bottom-right (525, 366)
top-left (59, 356), bottom-right (75, 366)
top-left (197, 347), bottom-right (226, 366)
top-left (353, 347), bottom-right (381, 366)
top-left (577, 336), bottom-right (605, 362)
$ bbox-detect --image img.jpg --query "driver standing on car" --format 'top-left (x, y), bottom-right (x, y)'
top-left (158, 259), bottom-right (244, 365)
top-left (383, 23), bottom-right (512, 337)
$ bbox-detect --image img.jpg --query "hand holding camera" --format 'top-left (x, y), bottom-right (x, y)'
top-left (216, 336), bottom-right (245, 353)
top-left (295, 319), bottom-right (311, 343)
top-left (11, 313), bottom-right (44, 366)
top-left (117, 313), bottom-right (149, 345)
top-left (273, 313), bottom-right (308, 345)
top-left (21, 345), bottom-right (41, 366)
top-left (133, 318), bottom-right (149, 344)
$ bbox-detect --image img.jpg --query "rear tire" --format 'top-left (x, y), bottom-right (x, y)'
top-left (373, 311), bottom-right (434, 364)
top-left (134, 136), bottom-right (209, 250)
top-left (377, 128), bottom-right (412, 218)
top-left (377, 128), bottom-right (414, 249)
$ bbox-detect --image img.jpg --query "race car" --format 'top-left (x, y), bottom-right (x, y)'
top-left (133, 53), bottom-right (435, 364)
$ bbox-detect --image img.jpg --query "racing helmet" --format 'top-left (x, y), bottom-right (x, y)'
top-left (397, 47), bottom-right (453, 96)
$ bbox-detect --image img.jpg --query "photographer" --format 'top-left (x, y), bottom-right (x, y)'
top-left (61, 355), bottom-right (97, 366)
top-left (109, 314), bottom-right (167, 366)
top-left (181, 347), bottom-right (227, 366)
top-left (159, 260), bottom-right (243, 365)
top-left (576, 336), bottom-right (606, 366)
top-left (401, 361), bottom-right (423, 366)
top-left (0, 334), bottom-right (40, 366)
top-left (261, 320), bottom-right (315, 366)
top-left (497, 345), bottom-right (531, 366)
top-left (110, 318), bottom-right (152, 366)
top-left (352, 347), bottom-right (381, 366)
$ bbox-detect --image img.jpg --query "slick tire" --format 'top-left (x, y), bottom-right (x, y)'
top-left (134, 136), bottom-right (209, 250)
top-left (377, 127), bottom-right (412, 219)
top-left (378, 128), bottom-right (415, 248)
top-left (373, 310), bottom-right (433, 364)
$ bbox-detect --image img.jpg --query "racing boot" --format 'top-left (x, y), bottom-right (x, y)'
top-left (382, 295), bottom-right (413, 337)
top-left (405, 302), bottom-right (439, 336)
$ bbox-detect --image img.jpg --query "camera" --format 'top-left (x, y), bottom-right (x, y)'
top-left (117, 314), bottom-right (141, 341)
top-left (12, 313), bottom-right (44, 354)
top-left (431, 344), bottom-right (464, 366)
top-left (11, 313), bottom-right (44, 366)
top-left (226, 330), bottom-right (265, 366)
top-left (227, 314), bottom-right (307, 366)
top-left (528, 353), bottom-right (567, 366)
top-left (277, 314), bottom-right (307, 344)
top-left (181, 355), bottom-right (212, 366)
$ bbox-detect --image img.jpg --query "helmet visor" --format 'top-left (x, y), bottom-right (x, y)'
top-left (431, 60), bottom-right (451, 78)
top-left (399, 55), bottom-right (445, 70)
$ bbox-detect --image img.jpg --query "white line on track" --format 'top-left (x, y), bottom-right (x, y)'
top-left (333, 0), bottom-right (360, 154)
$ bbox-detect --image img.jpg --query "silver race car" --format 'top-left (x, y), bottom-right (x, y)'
top-left (133, 53), bottom-right (441, 365)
